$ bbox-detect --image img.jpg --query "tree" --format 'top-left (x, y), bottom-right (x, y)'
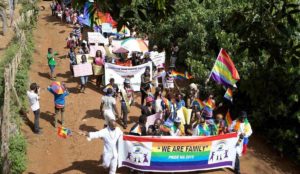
top-left (0, 2), bottom-right (7, 35)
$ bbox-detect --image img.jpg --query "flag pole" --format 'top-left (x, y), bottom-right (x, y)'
top-left (205, 48), bottom-right (222, 84)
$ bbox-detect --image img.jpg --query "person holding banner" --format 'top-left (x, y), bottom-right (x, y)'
top-left (93, 50), bottom-right (105, 87)
top-left (100, 88), bottom-right (119, 127)
top-left (120, 79), bottom-right (134, 128)
top-left (79, 55), bottom-right (89, 93)
top-left (86, 119), bottom-right (123, 174)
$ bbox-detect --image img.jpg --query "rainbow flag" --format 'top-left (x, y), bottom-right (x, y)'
top-left (202, 98), bottom-right (215, 118)
top-left (225, 111), bottom-right (232, 127)
top-left (120, 133), bottom-right (239, 172)
top-left (224, 88), bottom-right (233, 102)
top-left (171, 70), bottom-right (193, 80)
top-left (162, 97), bottom-right (171, 110)
top-left (210, 48), bottom-right (240, 87)
top-left (57, 127), bottom-right (72, 138)
top-left (192, 98), bottom-right (205, 110)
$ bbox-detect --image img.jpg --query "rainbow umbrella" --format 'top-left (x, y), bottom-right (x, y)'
top-left (121, 38), bottom-right (148, 53)
top-left (50, 81), bottom-right (65, 95)
top-left (113, 46), bottom-right (129, 54)
top-left (119, 25), bottom-right (130, 36)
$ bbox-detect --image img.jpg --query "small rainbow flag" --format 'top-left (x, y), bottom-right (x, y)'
top-left (202, 98), bottom-right (216, 118)
top-left (224, 88), bottom-right (233, 102)
top-left (162, 97), bottom-right (171, 110)
top-left (225, 111), bottom-right (232, 127)
top-left (171, 70), bottom-right (193, 80)
top-left (57, 127), bottom-right (72, 138)
top-left (192, 98), bottom-right (205, 110)
top-left (210, 48), bottom-right (240, 87)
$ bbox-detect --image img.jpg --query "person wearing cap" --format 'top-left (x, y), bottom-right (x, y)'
top-left (229, 111), bottom-right (252, 155)
top-left (169, 116), bottom-right (185, 136)
top-left (100, 88), bottom-right (119, 127)
top-left (229, 111), bottom-right (252, 174)
top-left (120, 78), bottom-right (134, 128)
top-left (187, 83), bottom-right (199, 108)
top-left (141, 96), bottom-right (155, 116)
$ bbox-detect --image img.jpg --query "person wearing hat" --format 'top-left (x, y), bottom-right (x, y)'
top-left (169, 116), bottom-right (185, 136)
top-left (120, 78), bottom-right (134, 128)
top-left (187, 83), bottom-right (199, 108)
top-left (229, 111), bottom-right (253, 174)
top-left (100, 88), bottom-right (119, 127)
top-left (141, 96), bottom-right (155, 116)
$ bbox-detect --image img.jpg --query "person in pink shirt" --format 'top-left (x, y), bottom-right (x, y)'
top-left (94, 50), bottom-right (105, 87)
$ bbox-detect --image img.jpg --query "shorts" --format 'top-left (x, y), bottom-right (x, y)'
top-left (55, 105), bottom-right (65, 113)
top-left (49, 65), bottom-right (55, 73)
top-left (103, 110), bottom-right (115, 125)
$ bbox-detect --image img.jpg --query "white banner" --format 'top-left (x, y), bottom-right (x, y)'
top-left (150, 52), bottom-right (165, 66)
top-left (104, 62), bottom-right (152, 91)
top-left (73, 63), bottom-right (93, 77)
top-left (118, 133), bottom-right (238, 172)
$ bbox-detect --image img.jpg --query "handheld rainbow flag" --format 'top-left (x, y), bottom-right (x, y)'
top-left (57, 127), bottom-right (72, 138)
top-left (224, 88), bottom-right (233, 102)
top-left (225, 111), bottom-right (232, 127)
top-left (209, 48), bottom-right (240, 87)
top-left (192, 98), bottom-right (205, 110)
top-left (202, 98), bottom-right (216, 118)
top-left (171, 70), bottom-right (193, 80)
top-left (162, 97), bottom-right (171, 110)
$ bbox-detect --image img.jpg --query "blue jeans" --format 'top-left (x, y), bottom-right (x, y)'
top-left (49, 65), bottom-right (55, 73)
top-left (80, 76), bottom-right (88, 85)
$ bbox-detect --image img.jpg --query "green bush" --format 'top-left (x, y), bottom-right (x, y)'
top-left (8, 133), bottom-right (27, 174)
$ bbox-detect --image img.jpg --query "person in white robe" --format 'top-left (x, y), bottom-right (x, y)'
top-left (87, 120), bottom-right (123, 174)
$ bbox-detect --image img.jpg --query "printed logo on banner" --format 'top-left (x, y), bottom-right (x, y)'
top-left (208, 140), bottom-right (230, 164)
top-left (125, 142), bottom-right (152, 166)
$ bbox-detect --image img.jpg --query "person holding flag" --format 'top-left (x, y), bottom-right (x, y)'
top-left (229, 111), bottom-right (253, 174)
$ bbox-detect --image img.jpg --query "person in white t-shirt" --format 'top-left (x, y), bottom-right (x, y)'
top-left (100, 88), bottom-right (119, 127)
top-left (27, 83), bottom-right (41, 134)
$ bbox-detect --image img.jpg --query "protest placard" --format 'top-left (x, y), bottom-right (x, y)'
top-left (145, 113), bottom-right (163, 130)
top-left (150, 52), bottom-right (165, 66)
top-left (73, 63), bottom-right (93, 77)
top-left (87, 32), bottom-right (107, 44)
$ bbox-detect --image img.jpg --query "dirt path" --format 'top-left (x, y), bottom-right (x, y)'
top-left (22, 1), bottom-right (299, 174)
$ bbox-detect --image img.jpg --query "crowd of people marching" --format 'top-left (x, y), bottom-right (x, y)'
top-left (26, 1), bottom-right (253, 174)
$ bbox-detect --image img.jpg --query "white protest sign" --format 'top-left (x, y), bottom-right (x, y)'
top-left (150, 51), bottom-right (165, 66)
top-left (102, 23), bottom-right (113, 33)
top-left (104, 62), bottom-right (152, 91)
top-left (87, 32), bottom-right (108, 44)
top-left (73, 63), bottom-right (93, 77)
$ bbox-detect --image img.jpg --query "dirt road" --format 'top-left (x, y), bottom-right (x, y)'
top-left (22, 1), bottom-right (299, 174)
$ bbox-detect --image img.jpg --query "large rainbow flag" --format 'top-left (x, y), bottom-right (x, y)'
top-left (210, 48), bottom-right (240, 87)
top-left (118, 133), bottom-right (239, 172)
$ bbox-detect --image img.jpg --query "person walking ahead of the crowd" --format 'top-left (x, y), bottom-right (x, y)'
top-left (27, 83), bottom-right (41, 134)
top-left (48, 83), bottom-right (69, 128)
top-left (120, 79), bottom-right (134, 129)
top-left (86, 120), bottom-right (123, 174)
top-left (47, 48), bottom-right (58, 80)
top-left (100, 88), bottom-right (119, 127)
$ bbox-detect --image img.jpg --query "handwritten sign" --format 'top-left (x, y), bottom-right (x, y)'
top-left (150, 52), bottom-right (166, 66)
top-left (87, 32), bottom-right (108, 44)
top-left (73, 63), bottom-right (93, 77)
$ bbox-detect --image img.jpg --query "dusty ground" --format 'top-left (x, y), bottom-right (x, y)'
top-left (22, 1), bottom-right (299, 174)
